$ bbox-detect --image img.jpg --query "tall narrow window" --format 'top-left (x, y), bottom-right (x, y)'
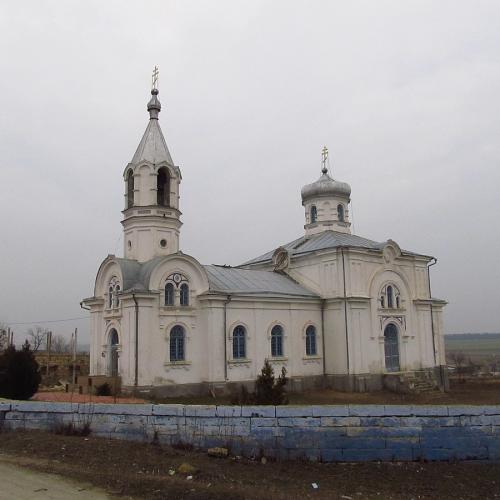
top-left (114, 285), bottom-right (120, 307)
top-left (271, 325), bottom-right (283, 357)
top-left (126, 170), bottom-right (134, 208)
top-left (232, 325), bottom-right (246, 359)
top-left (108, 287), bottom-right (113, 308)
top-left (310, 205), bottom-right (317, 223)
top-left (337, 204), bottom-right (345, 222)
top-left (387, 285), bottom-right (394, 308)
top-left (157, 168), bottom-right (170, 206)
top-left (165, 283), bottom-right (174, 306)
top-left (170, 325), bottom-right (185, 361)
top-left (180, 284), bottom-right (189, 306)
top-left (305, 325), bottom-right (317, 356)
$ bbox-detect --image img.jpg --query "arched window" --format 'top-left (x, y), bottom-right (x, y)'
top-left (337, 204), bottom-right (345, 222)
top-left (305, 325), bottom-right (317, 356)
top-left (170, 325), bottom-right (185, 362)
top-left (387, 285), bottom-right (394, 308)
top-left (114, 285), bottom-right (120, 307)
top-left (108, 287), bottom-right (113, 308)
top-left (157, 168), bottom-right (170, 206)
top-left (232, 325), bottom-right (246, 359)
top-left (109, 329), bottom-right (119, 346)
top-left (108, 329), bottom-right (119, 376)
top-left (271, 325), bottom-right (283, 357)
top-left (165, 282), bottom-right (174, 306)
top-left (384, 323), bottom-right (400, 372)
top-left (310, 205), bottom-right (317, 224)
top-left (126, 170), bottom-right (134, 208)
top-left (380, 284), bottom-right (401, 309)
top-left (180, 284), bottom-right (189, 306)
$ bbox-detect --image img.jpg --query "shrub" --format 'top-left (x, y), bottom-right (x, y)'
top-left (95, 382), bottom-right (112, 396)
top-left (254, 360), bottom-right (288, 405)
top-left (0, 341), bottom-right (41, 400)
top-left (53, 422), bottom-right (91, 437)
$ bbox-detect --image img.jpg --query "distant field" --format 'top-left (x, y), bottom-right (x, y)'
top-left (445, 333), bottom-right (500, 357)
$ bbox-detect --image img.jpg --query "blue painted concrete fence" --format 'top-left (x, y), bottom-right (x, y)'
top-left (1, 401), bottom-right (500, 462)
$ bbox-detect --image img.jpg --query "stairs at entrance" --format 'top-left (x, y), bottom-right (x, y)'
top-left (383, 371), bottom-right (441, 394)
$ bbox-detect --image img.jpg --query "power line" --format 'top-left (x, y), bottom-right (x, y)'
top-left (6, 316), bottom-right (89, 326)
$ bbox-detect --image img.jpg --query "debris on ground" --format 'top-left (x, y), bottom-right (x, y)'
top-left (207, 447), bottom-right (229, 458)
top-left (261, 457), bottom-right (267, 465)
top-left (178, 462), bottom-right (198, 474)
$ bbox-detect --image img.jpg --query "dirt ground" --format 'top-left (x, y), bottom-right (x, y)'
top-left (0, 430), bottom-right (499, 500)
top-left (32, 391), bottom-right (146, 404)
top-left (32, 378), bottom-right (500, 406)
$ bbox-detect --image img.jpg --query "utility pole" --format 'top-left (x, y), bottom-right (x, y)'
top-left (72, 328), bottom-right (78, 385)
top-left (46, 331), bottom-right (52, 377)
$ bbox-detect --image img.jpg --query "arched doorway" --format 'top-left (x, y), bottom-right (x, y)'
top-left (108, 329), bottom-right (119, 377)
top-left (384, 323), bottom-right (400, 372)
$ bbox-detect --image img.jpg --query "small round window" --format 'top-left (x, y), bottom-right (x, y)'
top-left (160, 239), bottom-right (167, 248)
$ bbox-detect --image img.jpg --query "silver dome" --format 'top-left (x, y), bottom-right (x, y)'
top-left (301, 171), bottom-right (351, 201)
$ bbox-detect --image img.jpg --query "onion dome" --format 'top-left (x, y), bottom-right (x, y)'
top-left (301, 164), bottom-right (351, 202)
top-left (147, 88), bottom-right (161, 119)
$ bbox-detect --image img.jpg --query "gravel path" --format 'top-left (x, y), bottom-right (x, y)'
top-left (0, 457), bottom-right (110, 500)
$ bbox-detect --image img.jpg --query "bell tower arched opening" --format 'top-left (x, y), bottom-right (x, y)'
top-left (157, 167), bottom-right (170, 206)
top-left (126, 169), bottom-right (134, 208)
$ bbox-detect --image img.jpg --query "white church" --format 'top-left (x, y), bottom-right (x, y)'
top-left (82, 79), bottom-right (447, 396)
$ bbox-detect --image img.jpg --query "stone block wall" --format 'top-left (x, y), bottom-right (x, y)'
top-left (1, 401), bottom-right (500, 462)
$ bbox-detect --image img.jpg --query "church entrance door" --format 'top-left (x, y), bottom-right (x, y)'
top-left (384, 323), bottom-right (400, 372)
top-left (108, 329), bottom-right (119, 377)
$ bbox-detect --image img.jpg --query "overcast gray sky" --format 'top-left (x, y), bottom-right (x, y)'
top-left (1, 1), bottom-right (499, 345)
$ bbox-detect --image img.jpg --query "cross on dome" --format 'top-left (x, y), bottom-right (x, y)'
top-left (321, 146), bottom-right (329, 174)
top-left (151, 65), bottom-right (159, 91)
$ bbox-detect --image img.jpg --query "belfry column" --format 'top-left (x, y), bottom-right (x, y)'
top-left (121, 68), bottom-right (183, 262)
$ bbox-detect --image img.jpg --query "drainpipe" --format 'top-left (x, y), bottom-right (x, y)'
top-left (132, 293), bottom-right (139, 390)
top-left (427, 258), bottom-right (438, 366)
top-left (223, 295), bottom-right (232, 381)
top-left (321, 299), bottom-right (326, 377)
top-left (341, 247), bottom-right (350, 374)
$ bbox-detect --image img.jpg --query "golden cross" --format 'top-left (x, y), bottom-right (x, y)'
top-left (321, 146), bottom-right (329, 166)
top-left (152, 66), bottom-right (159, 90)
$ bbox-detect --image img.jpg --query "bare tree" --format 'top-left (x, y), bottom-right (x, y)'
top-left (450, 351), bottom-right (466, 382)
top-left (0, 323), bottom-right (8, 351)
top-left (26, 326), bottom-right (49, 352)
top-left (51, 334), bottom-right (70, 353)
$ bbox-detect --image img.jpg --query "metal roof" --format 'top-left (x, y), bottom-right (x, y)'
top-left (241, 231), bottom-right (387, 265)
top-left (108, 257), bottom-right (318, 298)
top-left (242, 230), bottom-right (431, 266)
top-left (131, 90), bottom-right (174, 166)
top-left (203, 265), bottom-right (318, 298)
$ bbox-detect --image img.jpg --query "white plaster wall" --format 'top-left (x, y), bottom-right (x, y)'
top-left (223, 299), bottom-right (323, 383)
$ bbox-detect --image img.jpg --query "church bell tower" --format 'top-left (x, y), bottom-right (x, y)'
top-left (121, 68), bottom-right (182, 262)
